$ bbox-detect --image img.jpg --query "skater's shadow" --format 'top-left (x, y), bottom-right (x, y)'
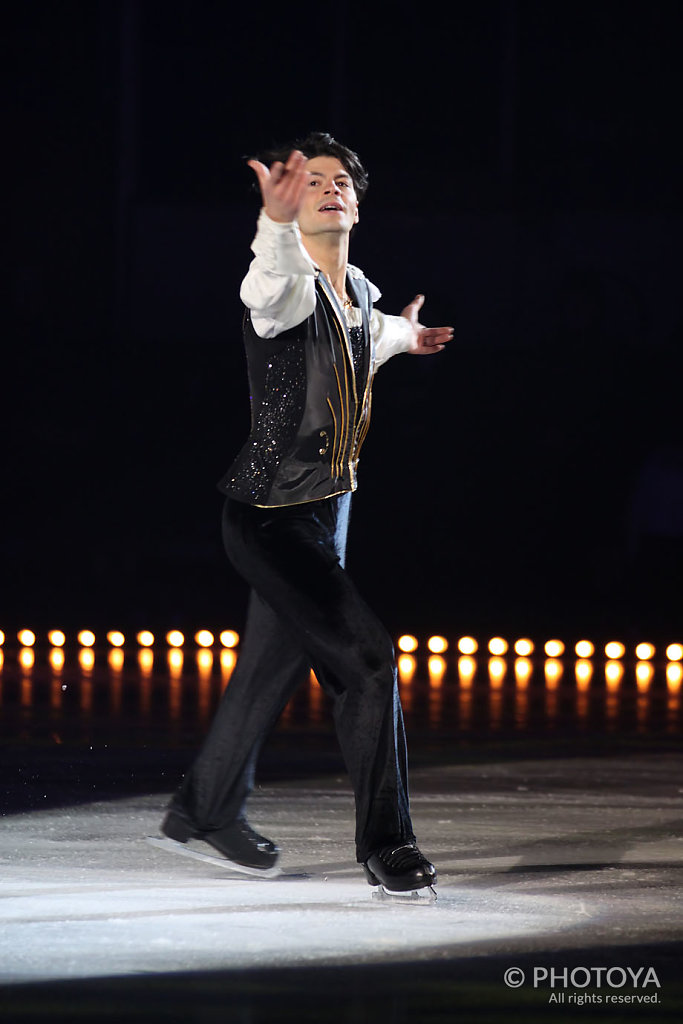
top-left (441, 816), bottom-right (683, 890)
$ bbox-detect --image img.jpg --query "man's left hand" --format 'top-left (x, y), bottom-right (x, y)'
top-left (400, 295), bottom-right (454, 355)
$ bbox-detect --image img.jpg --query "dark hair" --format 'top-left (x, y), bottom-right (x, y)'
top-left (257, 131), bottom-right (369, 201)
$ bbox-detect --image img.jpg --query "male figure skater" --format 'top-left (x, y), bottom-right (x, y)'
top-left (159, 133), bottom-right (452, 894)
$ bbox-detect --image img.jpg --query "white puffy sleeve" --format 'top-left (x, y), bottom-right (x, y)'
top-left (363, 278), bottom-right (415, 368)
top-left (240, 210), bottom-right (318, 339)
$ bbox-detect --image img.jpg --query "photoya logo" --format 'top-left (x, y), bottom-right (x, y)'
top-left (504, 965), bottom-right (661, 989)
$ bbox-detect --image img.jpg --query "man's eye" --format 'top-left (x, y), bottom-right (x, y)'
top-left (338, 181), bottom-right (350, 188)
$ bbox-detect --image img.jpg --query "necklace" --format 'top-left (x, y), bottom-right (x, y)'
top-left (334, 289), bottom-right (353, 311)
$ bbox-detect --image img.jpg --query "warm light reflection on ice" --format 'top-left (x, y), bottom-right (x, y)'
top-left (1, 625), bottom-right (680, 745)
top-left (108, 648), bottom-right (124, 673)
top-left (544, 658), bottom-right (563, 687)
top-left (605, 661), bottom-right (624, 687)
top-left (196, 649), bottom-right (213, 676)
top-left (78, 648), bottom-right (95, 673)
top-left (488, 656), bottom-right (506, 686)
top-left (49, 648), bottom-right (65, 672)
top-left (457, 655), bottom-right (476, 686)
top-left (220, 648), bottom-right (237, 686)
top-left (514, 657), bottom-right (532, 686)
top-left (20, 647), bottom-right (35, 670)
top-left (575, 660), bottom-right (593, 687)
top-left (428, 655), bottom-right (446, 686)
top-left (138, 649), bottom-right (154, 675)
top-left (636, 661), bottom-right (654, 689)
top-left (398, 654), bottom-right (416, 684)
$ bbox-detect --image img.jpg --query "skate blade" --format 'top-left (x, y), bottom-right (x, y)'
top-left (146, 836), bottom-right (282, 878)
top-left (372, 884), bottom-right (437, 904)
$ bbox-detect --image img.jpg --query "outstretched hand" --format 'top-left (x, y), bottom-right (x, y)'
top-left (401, 295), bottom-right (454, 355)
top-left (247, 150), bottom-right (309, 224)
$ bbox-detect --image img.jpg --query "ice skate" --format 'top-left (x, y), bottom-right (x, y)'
top-left (147, 811), bottom-right (282, 878)
top-left (363, 842), bottom-right (437, 903)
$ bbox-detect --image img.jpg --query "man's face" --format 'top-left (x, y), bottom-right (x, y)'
top-left (296, 155), bottom-right (359, 238)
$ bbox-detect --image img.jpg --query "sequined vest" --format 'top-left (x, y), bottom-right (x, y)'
top-left (218, 273), bottom-right (375, 507)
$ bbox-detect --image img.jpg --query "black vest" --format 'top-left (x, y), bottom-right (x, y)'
top-left (218, 272), bottom-right (376, 507)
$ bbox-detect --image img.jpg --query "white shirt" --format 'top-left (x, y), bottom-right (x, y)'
top-left (240, 210), bottom-right (415, 368)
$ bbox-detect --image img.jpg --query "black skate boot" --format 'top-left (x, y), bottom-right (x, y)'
top-left (148, 810), bottom-right (281, 877)
top-left (363, 842), bottom-right (437, 902)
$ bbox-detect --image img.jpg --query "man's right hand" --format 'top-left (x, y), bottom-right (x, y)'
top-left (247, 150), bottom-right (309, 224)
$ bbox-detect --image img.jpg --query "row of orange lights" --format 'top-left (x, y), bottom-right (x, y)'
top-left (397, 636), bottom-right (683, 662)
top-left (396, 652), bottom-right (683, 692)
top-left (4, 629), bottom-right (240, 650)
top-left (3, 630), bottom-right (683, 663)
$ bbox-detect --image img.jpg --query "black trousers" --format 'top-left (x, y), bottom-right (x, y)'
top-left (173, 493), bottom-right (415, 863)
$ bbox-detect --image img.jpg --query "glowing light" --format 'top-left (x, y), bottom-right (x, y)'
top-left (635, 642), bottom-right (655, 661)
top-left (488, 656), bottom-right (507, 684)
top-left (108, 648), bottom-right (124, 672)
top-left (575, 640), bottom-right (595, 658)
top-left (398, 654), bottom-right (416, 684)
top-left (168, 648), bottom-right (183, 677)
top-left (514, 639), bottom-right (534, 657)
top-left (458, 637), bottom-right (478, 655)
top-left (544, 659), bottom-right (563, 686)
top-left (605, 641), bottom-right (625, 659)
top-left (488, 637), bottom-right (508, 656)
top-left (514, 657), bottom-right (532, 685)
top-left (0, 630), bottom-right (4, 645)
top-left (138, 648), bottom-right (154, 673)
top-left (195, 630), bottom-right (214, 648)
top-left (428, 655), bottom-right (446, 685)
top-left (18, 630), bottom-right (36, 647)
top-left (665, 643), bottom-right (683, 662)
top-left (137, 631), bottom-right (155, 648)
top-left (107, 631), bottom-right (125, 648)
top-left (544, 640), bottom-right (565, 658)
top-left (636, 661), bottom-right (654, 689)
top-left (166, 630), bottom-right (185, 648)
top-left (49, 648), bottom-right (65, 672)
top-left (79, 648), bottom-right (95, 671)
top-left (219, 630), bottom-right (240, 649)
top-left (77, 630), bottom-right (96, 648)
top-left (605, 660), bottom-right (624, 686)
top-left (48, 630), bottom-right (66, 647)
top-left (667, 662), bottom-right (682, 689)
top-left (220, 648), bottom-right (237, 683)
top-left (458, 655), bottom-right (476, 685)
top-left (398, 634), bottom-right (418, 653)
top-left (427, 635), bottom-right (448, 654)
top-left (575, 659), bottom-right (593, 687)
top-left (19, 647), bottom-right (35, 669)
top-left (197, 648), bottom-right (213, 672)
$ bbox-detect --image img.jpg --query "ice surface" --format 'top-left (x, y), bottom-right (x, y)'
top-left (1, 756), bottom-right (682, 984)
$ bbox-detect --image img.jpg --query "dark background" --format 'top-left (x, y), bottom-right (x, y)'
top-left (4, 0), bottom-right (682, 642)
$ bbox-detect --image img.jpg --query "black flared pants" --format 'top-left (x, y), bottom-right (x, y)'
top-left (173, 493), bottom-right (415, 862)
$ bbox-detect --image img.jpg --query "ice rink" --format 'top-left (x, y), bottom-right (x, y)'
top-left (2, 754), bottom-right (682, 1021)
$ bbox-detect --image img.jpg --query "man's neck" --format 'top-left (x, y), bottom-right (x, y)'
top-left (301, 233), bottom-right (350, 299)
